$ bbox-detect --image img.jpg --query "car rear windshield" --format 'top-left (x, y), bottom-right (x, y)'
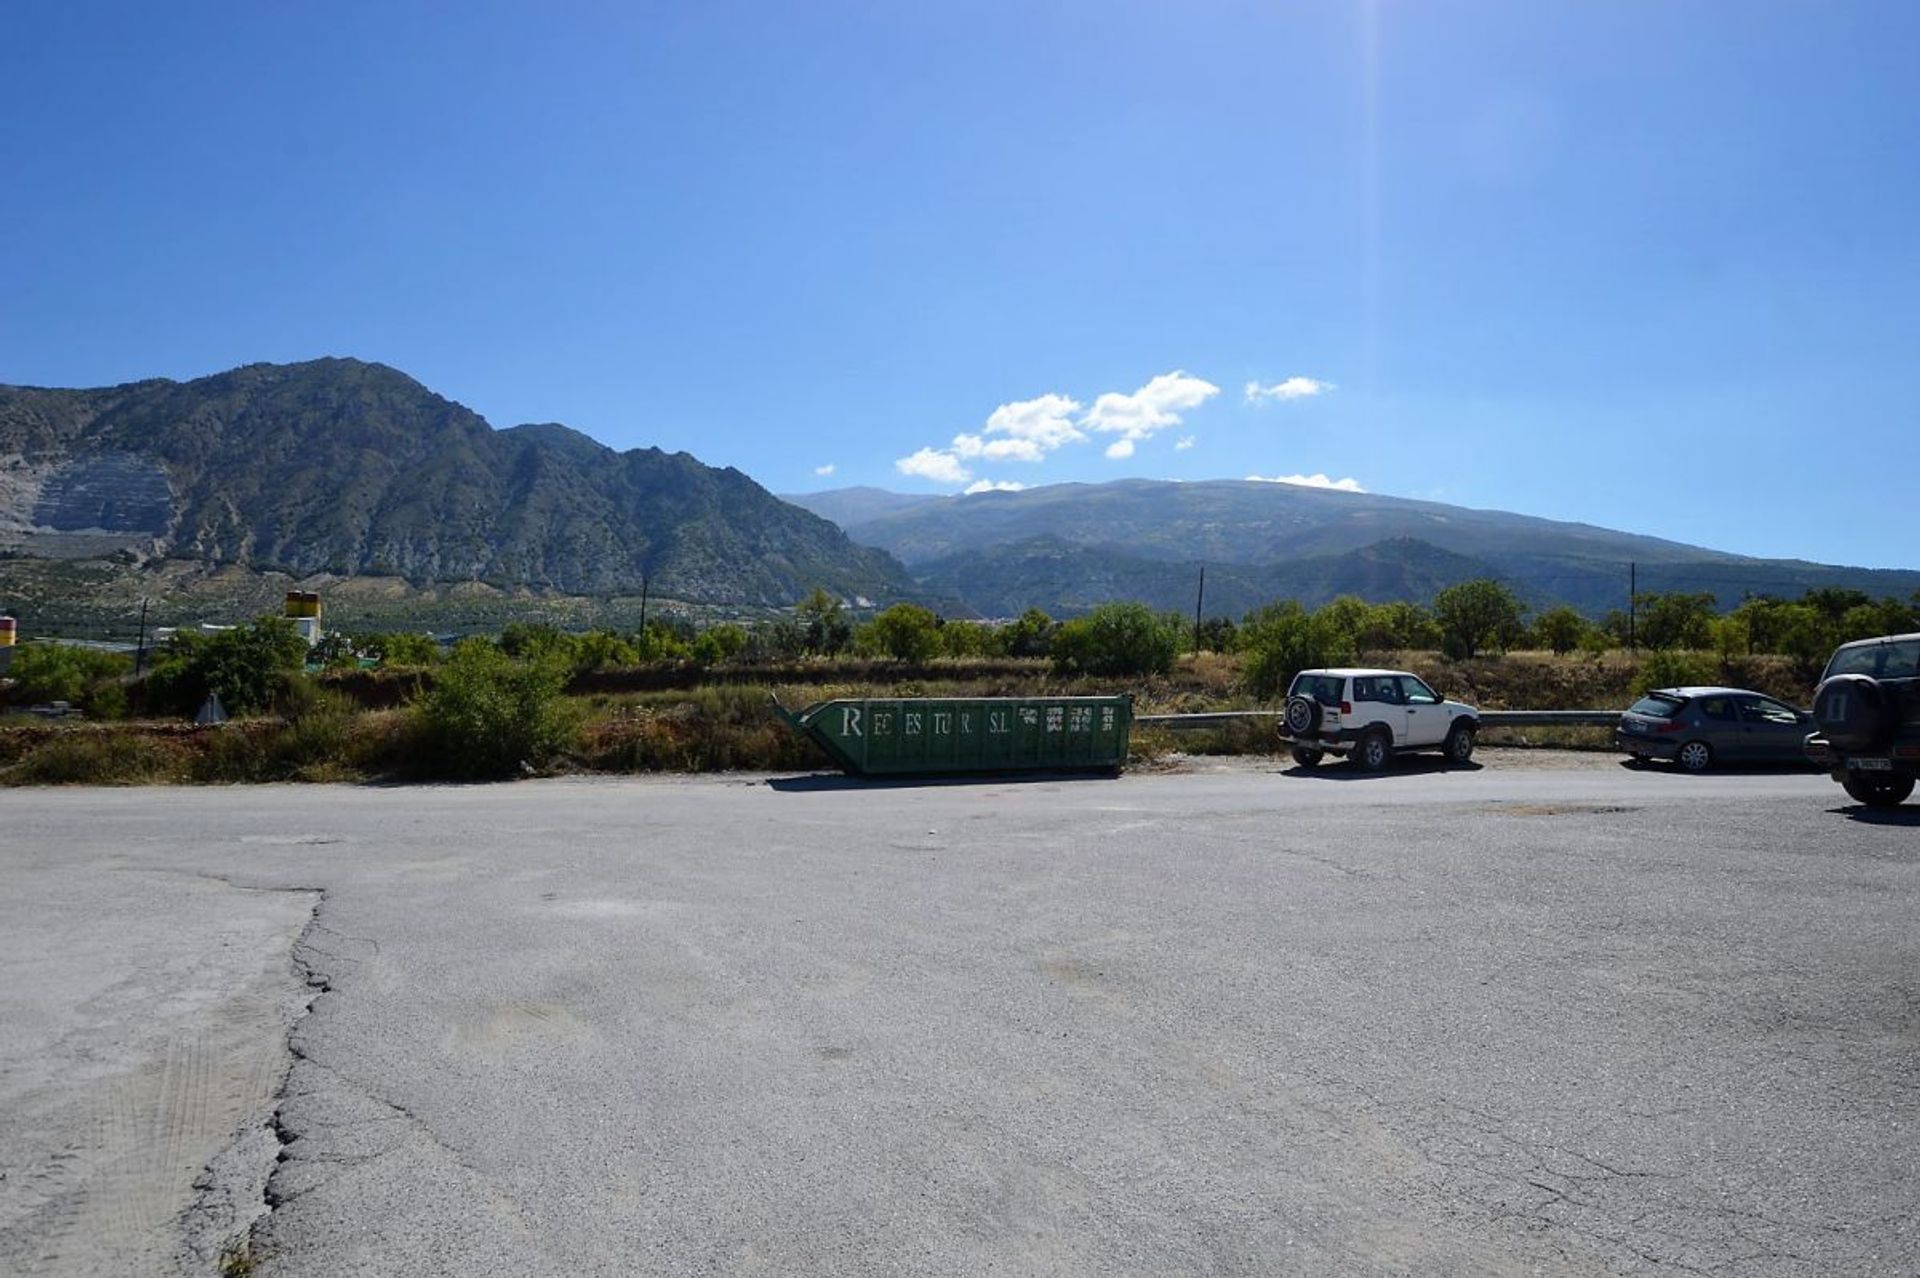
top-left (1627, 694), bottom-right (1686, 718)
top-left (1290, 674), bottom-right (1345, 707)
top-left (1824, 639), bottom-right (1920, 682)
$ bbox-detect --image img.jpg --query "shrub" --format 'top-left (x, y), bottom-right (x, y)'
top-left (1050, 602), bottom-right (1179, 678)
top-left (6, 733), bottom-right (179, 785)
top-left (1433, 580), bottom-right (1528, 660)
top-left (415, 641), bottom-right (579, 778)
top-left (1239, 601), bottom-right (1356, 701)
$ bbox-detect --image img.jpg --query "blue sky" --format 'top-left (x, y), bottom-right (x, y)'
top-left (3, 2), bottom-right (1915, 566)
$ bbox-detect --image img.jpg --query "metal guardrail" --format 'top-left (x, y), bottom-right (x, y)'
top-left (1136, 709), bottom-right (1619, 730)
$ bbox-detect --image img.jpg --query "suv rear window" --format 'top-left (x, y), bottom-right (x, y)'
top-left (1290, 674), bottom-right (1345, 707)
top-left (1824, 639), bottom-right (1920, 682)
top-left (1627, 694), bottom-right (1685, 718)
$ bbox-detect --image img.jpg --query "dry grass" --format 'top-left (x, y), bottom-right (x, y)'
top-left (1, 649), bottom-right (1808, 784)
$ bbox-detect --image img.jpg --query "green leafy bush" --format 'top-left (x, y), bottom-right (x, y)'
top-left (144, 617), bottom-right (311, 717)
top-left (359, 631), bottom-right (442, 667)
top-left (1532, 605), bottom-right (1588, 656)
top-left (415, 641), bottom-right (579, 778)
top-left (5, 644), bottom-right (132, 708)
top-left (691, 623), bottom-right (749, 665)
top-left (1050, 602), bottom-right (1179, 678)
top-left (1239, 601), bottom-right (1356, 701)
top-left (1433, 580), bottom-right (1528, 660)
top-left (857, 604), bottom-right (943, 663)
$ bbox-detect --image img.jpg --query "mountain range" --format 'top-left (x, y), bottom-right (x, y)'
top-left (3, 358), bottom-right (1912, 627)
top-left (0, 359), bottom-right (912, 607)
top-left (786, 480), bottom-right (1920, 617)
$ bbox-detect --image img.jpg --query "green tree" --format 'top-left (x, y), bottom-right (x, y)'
top-left (1729, 596), bottom-right (1786, 656)
top-left (999, 608), bottom-right (1056, 658)
top-left (498, 622), bottom-right (577, 663)
top-left (937, 620), bottom-right (996, 658)
top-left (1838, 598), bottom-right (1916, 643)
top-left (1532, 605), bottom-right (1587, 656)
top-left (1314, 596), bottom-right (1373, 651)
top-left (1634, 592), bottom-right (1717, 651)
top-left (1195, 615), bottom-right (1239, 654)
top-left (5, 644), bottom-right (131, 706)
top-left (1050, 602), bottom-right (1179, 678)
top-left (1349, 601), bottom-right (1440, 654)
top-left (858, 603), bottom-right (942, 662)
top-left (1239, 601), bottom-right (1357, 701)
top-left (417, 640), bottom-right (579, 778)
top-left (1802, 586), bottom-right (1872, 623)
top-left (360, 631), bottom-right (441, 666)
top-left (1432, 580), bottom-right (1527, 660)
top-left (145, 617), bottom-right (311, 717)
top-left (690, 623), bottom-right (749, 665)
top-left (795, 588), bottom-right (852, 655)
top-left (572, 629), bottom-right (640, 672)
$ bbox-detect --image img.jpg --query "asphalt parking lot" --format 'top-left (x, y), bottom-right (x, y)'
top-left (2, 754), bottom-right (1914, 1276)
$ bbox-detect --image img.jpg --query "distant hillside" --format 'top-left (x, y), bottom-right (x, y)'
top-left (914, 536), bottom-right (1498, 618)
top-left (812, 479), bottom-right (1920, 616)
top-left (0, 360), bottom-right (916, 607)
top-left (779, 486), bottom-right (940, 528)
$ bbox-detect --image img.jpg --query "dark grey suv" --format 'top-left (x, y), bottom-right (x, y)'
top-left (1805, 633), bottom-right (1920, 808)
top-left (1615, 686), bottom-right (1812, 771)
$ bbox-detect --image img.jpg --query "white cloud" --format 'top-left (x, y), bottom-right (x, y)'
top-left (963, 479), bottom-right (1028, 494)
top-left (896, 447), bottom-right (971, 486)
top-left (1174, 436), bottom-right (1196, 451)
top-left (951, 432), bottom-right (1043, 463)
top-left (984, 393), bottom-right (1084, 451)
top-left (1245, 376), bottom-right (1334, 404)
top-left (895, 370), bottom-right (1221, 482)
top-left (813, 463), bottom-right (836, 477)
top-left (1083, 371), bottom-right (1220, 446)
top-left (1245, 472), bottom-right (1366, 493)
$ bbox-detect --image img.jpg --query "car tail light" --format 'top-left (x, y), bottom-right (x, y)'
top-left (1656, 720), bottom-right (1686, 734)
top-left (1340, 701), bottom-right (1352, 716)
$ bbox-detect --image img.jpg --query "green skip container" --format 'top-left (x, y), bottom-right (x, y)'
top-left (774, 694), bottom-right (1133, 777)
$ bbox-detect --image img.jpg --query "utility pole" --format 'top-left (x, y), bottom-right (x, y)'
top-left (134, 598), bottom-right (150, 676)
top-left (1193, 566), bottom-right (1206, 655)
top-left (638, 575), bottom-right (650, 638)
top-left (1628, 562), bottom-right (1637, 652)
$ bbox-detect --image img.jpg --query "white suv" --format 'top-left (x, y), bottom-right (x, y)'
top-left (1281, 668), bottom-right (1480, 771)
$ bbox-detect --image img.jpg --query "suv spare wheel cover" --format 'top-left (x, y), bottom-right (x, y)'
top-left (1814, 673), bottom-right (1895, 752)
top-left (1285, 696), bottom-right (1322, 734)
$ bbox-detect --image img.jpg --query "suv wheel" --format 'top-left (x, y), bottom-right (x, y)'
top-left (1355, 730), bottom-right (1391, 773)
top-left (1443, 722), bottom-right (1476, 765)
top-left (1842, 773), bottom-right (1915, 808)
top-left (1676, 741), bottom-right (1713, 773)
top-left (1284, 696), bottom-right (1322, 736)
top-left (1290, 746), bottom-right (1324, 768)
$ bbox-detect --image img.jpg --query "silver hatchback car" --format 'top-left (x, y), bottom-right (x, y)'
top-left (1616, 686), bottom-right (1813, 772)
